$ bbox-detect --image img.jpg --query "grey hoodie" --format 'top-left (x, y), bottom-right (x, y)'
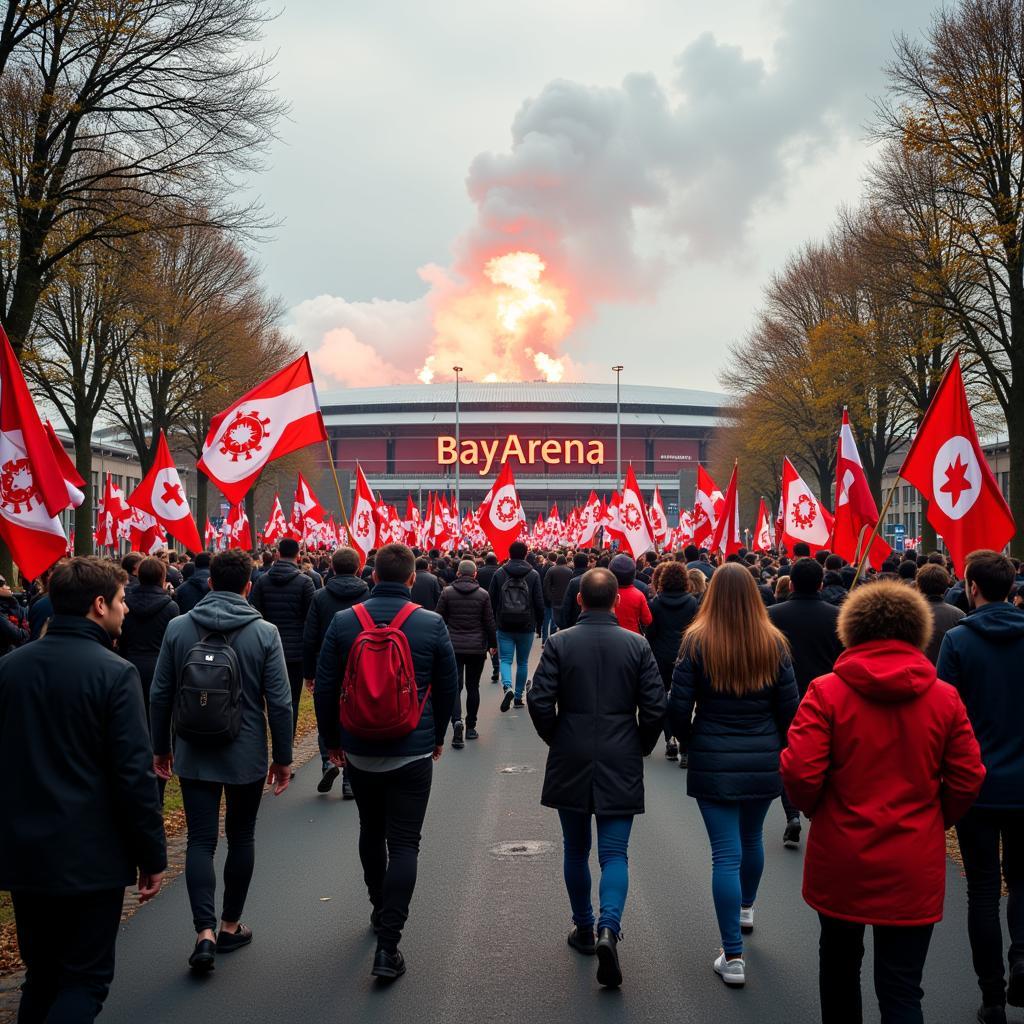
top-left (150, 590), bottom-right (293, 785)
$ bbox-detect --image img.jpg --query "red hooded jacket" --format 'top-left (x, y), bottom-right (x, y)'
top-left (614, 586), bottom-right (652, 635)
top-left (780, 640), bottom-right (984, 926)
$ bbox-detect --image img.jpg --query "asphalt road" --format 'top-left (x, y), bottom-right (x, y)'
top-left (101, 647), bottom-right (995, 1024)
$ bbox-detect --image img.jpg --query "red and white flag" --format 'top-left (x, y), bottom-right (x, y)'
top-left (262, 493), bottom-right (288, 546)
top-left (618, 466), bottom-right (656, 559)
top-left (128, 432), bottom-right (202, 552)
top-left (348, 465), bottom-right (378, 569)
top-left (479, 463), bottom-right (524, 560)
top-left (753, 498), bottom-right (774, 553)
top-left (403, 494), bottom-right (421, 547)
top-left (289, 472), bottom-right (324, 540)
top-left (44, 421), bottom-right (85, 510)
top-left (780, 457), bottom-right (833, 553)
top-left (128, 507), bottom-right (167, 554)
top-left (833, 409), bottom-right (892, 568)
top-left (198, 354), bottom-right (328, 505)
top-left (204, 517), bottom-right (217, 549)
top-left (710, 462), bottom-right (742, 556)
top-left (578, 490), bottom-right (601, 547)
top-left (900, 354), bottom-right (1015, 574)
top-left (693, 466), bottom-right (724, 547)
top-left (649, 486), bottom-right (669, 546)
top-left (224, 503), bottom-right (252, 551)
top-left (603, 493), bottom-right (622, 548)
top-left (94, 474), bottom-right (132, 549)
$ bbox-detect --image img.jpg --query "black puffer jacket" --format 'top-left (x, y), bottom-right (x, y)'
top-left (436, 579), bottom-right (497, 654)
top-left (645, 590), bottom-right (699, 681)
top-left (250, 559), bottom-right (314, 663)
top-left (669, 646), bottom-right (799, 802)
top-left (489, 559), bottom-right (544, 633)
top-left (301, 574), bottom-right (369, 677)
top-left (410, 570), bottom-right (443, 611)
top-left (118, 584), bottom-right (179, 710)
top-left (560, 568), bottom-right (587, 628)
top-left (528, 611), bottom-right (666, 815)
top-left (174, 568), bottom-right (210, 613)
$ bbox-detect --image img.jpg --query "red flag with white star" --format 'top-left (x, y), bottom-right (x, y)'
top-left (899, 354), bottom-right (1015, 574)
top-left (128, 432), bottom-right (203, 552)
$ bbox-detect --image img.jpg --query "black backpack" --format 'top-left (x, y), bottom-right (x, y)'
top-left (498, 574), bottom-right (533, 632)
top-left (172, 625), bottom-right (245, 747)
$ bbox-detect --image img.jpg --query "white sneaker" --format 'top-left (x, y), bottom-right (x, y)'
top-left (739, 905), bottom-right (754, 933)
top-left (714, 952), bottom-right (746, 986)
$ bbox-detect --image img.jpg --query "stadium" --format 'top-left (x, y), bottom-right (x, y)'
top-left (316, 382), bottom-right (727, 520)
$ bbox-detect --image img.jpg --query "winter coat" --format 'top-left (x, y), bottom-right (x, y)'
top-left (0, 596), bottom-right (27, 655)
top-left (118, 584), bottom-right (179, 708)
top-left (781, 640), bottom-right (985, 925)
top-left (489, 559), bottom-right (544, 633)
top-left (937, 602), bottom-right (1024, 808)
top-left (436, 579), bottom-right (497, 655)
top-left (301, 574), bottom-right (369, 678)
top-left (560, 569), bottom-right (587, 629)
top-left (528, 611), bottom-right (667, 815)
top-left (27, 593), bottom-right (52, 641)
top-left (669, 647), bottom-right (799, 801)
top-left (922, 595), bottom-right (965, 666)
top-left (174, 568), bottom-right (211, 613)
top-left (314, 581), bottom-right (458, 757)
top-left (613, 584), bottom-right (653, 635)
top-left (767, 593), bottom-right (843, 697)
top-left (820, 574), bottom-right (848, 607)
top-left (249, 559), bottom-right (315, 663)
top-left (410, 570), bottom-right (443, 611)
top-left (0, 617), bottom-right (166, 894)
top-left (150, 591), bottom-right (294, 785)
top-left (645, 590), bottom-right (699, 681)
top-left (542, 564), bottom-right (573, 611)
top-left (476, 563), bottom-right (500, 593)
top-left (687, 559), bottom-right (715, 581)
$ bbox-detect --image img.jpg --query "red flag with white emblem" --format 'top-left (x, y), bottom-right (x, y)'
top-left (128, 432), bottom-right (202, 552)
top-left (348, 465), bottom-right (378, 569)
top-left (710, 462), bottom-right (742, 556)
top-left (693, 466), bottom-right (724, 548)
top-left (753, 498), bottom-right (774, 553)
top-left (289, 473), bottom-right (324, 540)
top-left (649, 486), bottom-right (669, 546)
top-left (780, 457), bottom-right (833, 553)
top-left (833, 409), bottom-right (892, 568)
top-left (900, 354), bottom-right (1015, 574)
top-left (618, 465), bottom-right (656, 559)
top-left (479, 463), bottom-right (524, 560)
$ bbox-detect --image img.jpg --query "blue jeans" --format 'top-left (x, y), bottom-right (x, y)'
top-left (541, 606), bottom-right (556, 642)
top-left (557, 811), bottom-right (634, 934)
top-left (697, 798), bottom-right (773, 956)
top-left (497, 630), bottom-right (533, 699)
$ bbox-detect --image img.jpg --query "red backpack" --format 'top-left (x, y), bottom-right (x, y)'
top-left (339, 603), bottom-right (431, 740)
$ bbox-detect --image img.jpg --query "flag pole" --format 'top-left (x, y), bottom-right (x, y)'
top-left (851, 480), bottom-right (899, 587)
top-left (323, 438), bottom-right (351, 532)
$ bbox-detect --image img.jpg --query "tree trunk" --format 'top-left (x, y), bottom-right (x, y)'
top-left (73, 420), bottom-right (94, 555)
top-left (2, 260), bottom-right (42, 358)
top-left (244, 490), bottom-right (256, 551)
top-left (920, 501), bottom-right (938, 555)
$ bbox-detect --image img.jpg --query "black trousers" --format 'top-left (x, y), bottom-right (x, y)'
top-left (452, 652), bottom-right (486, 727)
top-left (12, 887), bottom-right (124, 1024)
top-left (285, 660), bottom-right (304, 735)
top-left (818, 913), bottom-right (934, 1024)
top-left (348, 758), bottom-right (433, 953)
top-left (956, 806), bottom-right (1024, 1006)
top-left (180, 777), bottom-right (264, 933)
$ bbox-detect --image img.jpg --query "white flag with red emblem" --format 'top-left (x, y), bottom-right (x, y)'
top-left (262, 493), bottom-right (288, 546)
top-left (648, 486), bottom-right (669, 545)
top-left (753, 497), bottom-right (774, 553)
top-left (199, 354), bottom-right (328, 505)
top-left (349, 465), bottom-right (378, 568)
top-left (289, 472), bottom-right (324, 540)
top-left (128, 432), bottom-right (202, 552)
top-left (577, 490), bottom-right (601, 547)
top-left (479, 462), bottom-right (524, 560)
top-left (780, 457), bottom-right (834, 552)
top-left (693, 465), bottom-right (724, 547)
top-left (710, 462), bottom-right (742, 556)
top-left (95, 473), bottom-right (132, 549)
top-left (224, 503), bottom-right (252, 550)
top-left (618, 466), bottom-right (656, 559)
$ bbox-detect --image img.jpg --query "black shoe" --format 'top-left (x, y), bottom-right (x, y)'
top-left (491, 673), bottom-right (499, 683)
top-left (372, 946), bottom-right (406, 980)
top-left (466, 726), bottom-right (479, 740)
top-left (665, 740), bottom-right (679, 761)
top-left (342, 777), bottom-right (355, 801)
top-left (783, 818), bottom-right (802, 849)
top-left (452, 722), bottom-right (465, 749)
top-left (216, 924), bottom-right (252, 953)
top-left (317, 764), bottom-right (340, 793)
top-left (678, 751), bottom-right (688, 769)
top-left (568, 925), bottom-right (596, 956)
top-left (188, 937), bottom-right (216, 973)
top-left (500, 690), bottom-right (514, 713)
top-left (370, 908), bottom-right (381, 935)
top-left (513, 698), bottom-right (526, 709)
top-left (595, 928), bottom-right (622, 988)
top-left (1009, 961), bottom-right (1024, 1007)
top-left (977, 1005), bottom-right (1007, 1024)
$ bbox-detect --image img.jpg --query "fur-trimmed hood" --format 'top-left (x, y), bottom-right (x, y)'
top-left (838, 580), bottom-right (933, 652)
top-left (832, 640), bottom-right (937, 704)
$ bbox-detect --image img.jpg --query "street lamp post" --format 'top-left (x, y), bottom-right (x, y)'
top-left (612, 365), bottom-right (624, 491)
top-left (453, 366), bottom-right (463, 516)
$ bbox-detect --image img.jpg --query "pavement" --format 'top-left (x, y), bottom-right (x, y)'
top-left (85, 647), bottom-right (1002, 1022)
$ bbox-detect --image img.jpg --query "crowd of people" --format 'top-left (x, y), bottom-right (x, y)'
top-left (0, 535), bottom-right (1022, 1023)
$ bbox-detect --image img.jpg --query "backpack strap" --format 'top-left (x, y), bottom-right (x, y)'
top-left (388, 602), bottom-right (419, 631)
top-left (352, 603), bottom-right (376, 632)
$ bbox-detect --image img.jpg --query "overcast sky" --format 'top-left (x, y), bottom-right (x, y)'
top-left (254, 0), bottom-right (938, 394)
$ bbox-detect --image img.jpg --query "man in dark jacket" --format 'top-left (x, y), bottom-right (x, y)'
top-left (528, 568), bottom-right (666, 988)
top-left (0, 557), bottom-right (166, 1021)
top-left (476, 553), bottom-right (501, 681)
top-left (0, 574), bottom-right (28, 654)
top-left (174, 551), bottom-right (212, 613)
top-left (250, 537), bottom-right (315, 735)
top-left (302, 546), bottom-right (369, 796)
top-left (489, 541), bottom-right (544, 712)
top-left (917, 563), bottom-right (965, 664)
top-left (767, 557), bottom-right (842, 848)
top-left (937, 550), bottom-right (1024, 1020)
top-left (410, 556), bottom-right (443, 610)
top-left (315, 543), bottom-right (457, 981)
top-left (543, 554), bottom-right (573, 633)
top-left (436, 559), bottom-right (497, 747)
top-left (685, 544), bottom-right (714, 581)
top-left (559, 552), bottom-right (590, 629)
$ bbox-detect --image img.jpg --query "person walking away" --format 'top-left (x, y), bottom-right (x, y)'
top-left (436, 559), bottom-right (497, 746)
top-left (0, 573), bottom-right (28, 654)
top-left (410, 556), bottom-right (443, 611)
top-left (302, 545), bottom-right (369, 797)
top-left (0, 558), bottom-right (166, 1021)
top-left (559, 552), bottom-right (590, 630)
top-left (608, 555), bottom-right (652, 635)
top-left (489, 540), bottom-right (543, 712)
top-left (315, 543), bottom-right (458, 980)
top-left (543, 554), bottom-right (573, 638)
top-left (528, 568), bottom-right (666, 988)
top-left (27, 565), bottom-right (54, 640)
top-left (150, 549), bottom-right (293, 972)
top-left (250, 537), bottom-right (314, 737)
top-left (476, 553), bottom-right (501, 681)
top-left (767, 557), bottom-right (843, 849)
top-left (782, 581), bottom-right (984, 1024)
top-left (646, 561), bottom-right (698, 761)
top-left (937, 550), bottom-right (1024, 1023)
top-left (175, 551), bottom-right (212, 613)
top-left (669, 563), bottom-right (799, 987)
top-left (917, 563), bottom-right (965, 665)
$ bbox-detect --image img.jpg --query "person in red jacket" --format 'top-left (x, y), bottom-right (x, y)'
top-left (780, 580), bottom-right (985, 1024)
top-left (608, 554), bottom-right (652, 635)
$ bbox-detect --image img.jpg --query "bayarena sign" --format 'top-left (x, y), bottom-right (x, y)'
top-left (437, 434), bottom-right (605, 476)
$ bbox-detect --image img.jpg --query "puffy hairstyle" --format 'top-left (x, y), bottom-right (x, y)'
top-left (837, 580), bottom-right (933, 651)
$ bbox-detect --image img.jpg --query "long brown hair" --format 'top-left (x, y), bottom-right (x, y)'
top-left (679, 563), bottom-right (789, 696)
